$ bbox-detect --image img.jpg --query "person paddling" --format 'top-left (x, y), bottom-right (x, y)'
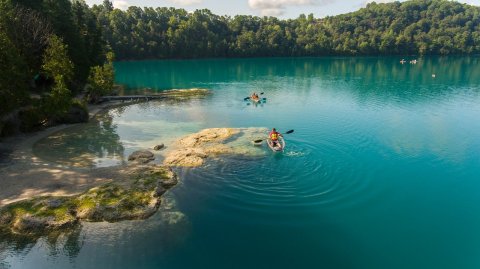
top-left (269, 128), bottom-right (282, 147)
top-left (251, 92), bottom-right (259, 101)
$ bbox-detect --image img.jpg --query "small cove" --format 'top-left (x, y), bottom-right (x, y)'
top-left (3, 57), bottom-right (480, 269)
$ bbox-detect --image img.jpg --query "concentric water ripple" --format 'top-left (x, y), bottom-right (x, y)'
top-left (175, 128), bottom-right (380, 220)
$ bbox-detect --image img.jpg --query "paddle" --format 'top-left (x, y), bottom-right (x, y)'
top-left (252, 129), bottom-right (294, 144)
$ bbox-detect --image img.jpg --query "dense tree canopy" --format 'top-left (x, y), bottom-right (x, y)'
top-left (93, 0), bottom-right (480, 60)
top-left (1, 0), bottom-right (479, 134)
top-left (0, 0), bottom-right (109, 133)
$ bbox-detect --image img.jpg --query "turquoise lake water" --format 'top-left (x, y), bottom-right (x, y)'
top-left (3, 57), bottom-right (480, 268)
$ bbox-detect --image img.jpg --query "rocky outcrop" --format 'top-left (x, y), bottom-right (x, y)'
top-left (0, 197), bottom-right (78, 234)
top-left (153, 144), bottom-right (165, 151)
top-left (177, 128), bottom-right (238, 147)
top-left (128, 150), bottom-right (155, 164)
top-left (0, 165), bottom-right (177, 235)
top-left (164, 127), bottom-right (268, 167)
top-left (164, 148), bottom-right (208, 167)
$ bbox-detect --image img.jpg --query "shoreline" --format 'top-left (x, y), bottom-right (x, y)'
top-left (0, 97), bottom-right (184, 236)
top-left (0, 101), bottom-right (126, 206)
top-left (0, 87), bottom-right (267, 236)
top-left (0, 88), bottom-right (212, 206)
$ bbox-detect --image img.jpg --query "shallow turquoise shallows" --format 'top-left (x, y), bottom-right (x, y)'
top-left (4, 57), bottom-right (480, 269)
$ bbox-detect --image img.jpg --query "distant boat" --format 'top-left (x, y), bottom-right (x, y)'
top-left (409, 59), bottom-right (417, 64)
top-left (400, 59), bottom-right (406, 64)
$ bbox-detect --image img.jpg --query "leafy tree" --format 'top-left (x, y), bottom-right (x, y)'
top-left (0, 31), bottom-right (28, 118)
top-left (87, 52), bottom-right (115, 103)
top-left (41, 35), bottom-right (73, 117)
top-left (0, 0), bottom-right (107, 131)
top-left (42, 35), bottom-right (74, 83)
top-left (1, 5), bottom-right (53, 75)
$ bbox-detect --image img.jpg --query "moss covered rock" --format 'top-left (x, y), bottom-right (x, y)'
top-left (0, 165), bottom-right (178, 235)
top-left (0, 197), bottom-right (77, 234)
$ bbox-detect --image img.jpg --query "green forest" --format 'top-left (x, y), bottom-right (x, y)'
top-left (1, 0), bottom-right (480, 135)
top-left (0, 0), bottom-right (113, 135)
top-left (92, 0), bottom-right (480, 59)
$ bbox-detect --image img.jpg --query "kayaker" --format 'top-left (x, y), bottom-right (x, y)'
top-left (251, 92), bottom-right (259, 100)
top-left (269, 128), bottom-right (282, 147)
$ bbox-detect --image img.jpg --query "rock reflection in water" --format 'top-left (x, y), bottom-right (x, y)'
top-left (0, 194), bottom-right (189, 269)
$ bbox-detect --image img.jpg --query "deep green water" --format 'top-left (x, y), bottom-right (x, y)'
top-left (3, 57), bottom-right (480, 269)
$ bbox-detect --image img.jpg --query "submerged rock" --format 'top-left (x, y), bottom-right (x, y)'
top-left (160, 88), bottom-right (211, 100)
top-left (0, 165), bottom-right (178, 235)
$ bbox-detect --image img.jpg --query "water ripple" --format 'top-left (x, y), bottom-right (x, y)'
top-left (177, 131), bottom-right (379, 219)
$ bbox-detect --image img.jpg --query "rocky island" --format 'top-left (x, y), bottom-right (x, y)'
top-left (0, 165), bottom-right (178, 235)
top-left (164, 127), bottom-right (269, 167)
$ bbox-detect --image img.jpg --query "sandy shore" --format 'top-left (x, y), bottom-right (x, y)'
top-left (0, 102), bottom-right (122, 206)
top-left (0, 89), bottom-right (213, 206)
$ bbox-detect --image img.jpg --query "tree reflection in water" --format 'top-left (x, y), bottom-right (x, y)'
top-left (0, 195), bottom-right (190, 268)
top-left (0, 226), bottom-right (84, 267)
top-left (33, 110), bottom-right (126, 168)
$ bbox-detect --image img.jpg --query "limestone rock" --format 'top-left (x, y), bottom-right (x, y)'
top-left (73, 165), bottom-right (178, 222)
top-left (10, 211), bottom-right (77, 234)
top-left (44, 198), bottom-right (64, 209)
top-left (128, 150), bottom-right (155, 163)
top-left (13, 216), bottom-right (48, 231)
top-left (164, 127), bottom-right (267, 167)
top-left (0, 165), bottom-right (178, 236)
top-left (75, 206), bottom-right (95, 220)
top-left (155, 185), bottom-right (167, 197)
top-left (160, 167), bottom-right (179, 188)
top-left (153, 144), bottom-right (165, 151)
top-left (164, 148), bottom-right (207, 167)
top-left (178, 128), bottom-right (238, 147)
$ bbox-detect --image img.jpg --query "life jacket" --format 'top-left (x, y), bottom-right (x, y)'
top-left (270, 132), bottom-right (279, 140)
